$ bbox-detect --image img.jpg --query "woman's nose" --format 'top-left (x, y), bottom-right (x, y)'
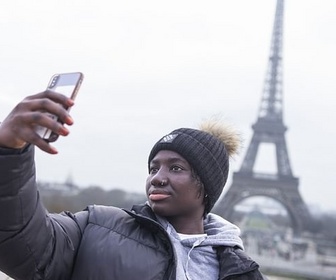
top-left (150, 169), bottom-right (168, 187)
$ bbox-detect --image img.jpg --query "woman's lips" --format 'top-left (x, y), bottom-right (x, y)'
top-left (149, 193), bottom-right (171, 201)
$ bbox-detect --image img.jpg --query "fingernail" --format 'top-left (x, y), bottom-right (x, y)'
top-left (50, 146), bottom-right (58, 154)
top-left (60, 127), bottom-right (70, 136)
top-left (66, 116), bottom-right (74, 125)
top-left (67, 99), bottom-right (75, 106)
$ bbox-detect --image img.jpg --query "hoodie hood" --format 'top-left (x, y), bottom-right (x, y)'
top-left (155, 211), bottom-right (243, 249)
top-left (155, 212), bottom-right (244, 280)
top-left (201, 212), bottom-right (244, 249)
top-left (169, 213), bottom-right (244, 250)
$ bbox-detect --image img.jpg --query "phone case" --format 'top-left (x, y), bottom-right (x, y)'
top-left (35, 72), bottom-right (84, 142)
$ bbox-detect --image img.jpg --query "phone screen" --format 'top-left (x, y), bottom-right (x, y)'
top-left (35, 72), bottom-right (84, 142)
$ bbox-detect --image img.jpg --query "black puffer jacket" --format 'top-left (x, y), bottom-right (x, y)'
top-left (0, 145), bottom-right (264, 279)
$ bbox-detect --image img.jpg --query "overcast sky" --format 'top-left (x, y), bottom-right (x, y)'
top-left (1, 0), bottom-right (335, 212)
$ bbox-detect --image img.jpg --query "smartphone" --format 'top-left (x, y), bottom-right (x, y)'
top-left (35, 72), bottom-right (84, 142)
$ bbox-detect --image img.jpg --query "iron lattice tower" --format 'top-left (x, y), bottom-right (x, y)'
top-left (215, 0), bottom-right (311, 234)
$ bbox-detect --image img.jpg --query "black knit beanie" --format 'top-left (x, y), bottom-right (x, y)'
top-left (148, 127), bottom-right (229, 213)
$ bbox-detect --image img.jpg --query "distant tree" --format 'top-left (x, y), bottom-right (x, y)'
top-left (40, 186), bottom-right (146, 213)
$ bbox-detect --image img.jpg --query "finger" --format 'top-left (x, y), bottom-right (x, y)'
top-left (18, 97), bottom-right (74, 126)
top-left (25, 90), bottom-right (74, 108)
top-left (18, 127), bottom-right (58, 154)
top-left (20, 111), bottom-right (71, 139)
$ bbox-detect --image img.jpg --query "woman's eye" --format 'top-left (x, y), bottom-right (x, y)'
top-left (149, 167), bottom-right (158, 174)
top-left (171, 166), bottom-right (182, 171)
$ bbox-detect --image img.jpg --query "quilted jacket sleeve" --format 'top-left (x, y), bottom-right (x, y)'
top-left (0, 145), bottom-right (87, 280)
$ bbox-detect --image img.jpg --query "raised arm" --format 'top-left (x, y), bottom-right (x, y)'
top-left (0, 91), bottom-right (85, 279)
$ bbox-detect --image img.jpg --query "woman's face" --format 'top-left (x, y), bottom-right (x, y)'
top-left (146, 150), bottom-right (205, 219)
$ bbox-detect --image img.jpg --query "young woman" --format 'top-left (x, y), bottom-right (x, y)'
top-left (0, 91), bottom-right (265, 279)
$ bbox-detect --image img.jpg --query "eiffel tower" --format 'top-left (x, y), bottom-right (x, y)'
top-left (214, 0), bottom-right (311, 235)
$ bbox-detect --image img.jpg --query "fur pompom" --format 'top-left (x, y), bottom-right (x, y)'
top-left (199, 119), bottom-right (242, 157)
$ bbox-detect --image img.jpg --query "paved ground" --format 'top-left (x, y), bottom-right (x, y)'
top-left (244, 234), bottom-right (336, 280)
top-left (250, 251), bottom-right (336, 280)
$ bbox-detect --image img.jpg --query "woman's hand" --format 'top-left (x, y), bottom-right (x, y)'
top-left (0, 90), bottom-right (74, 154)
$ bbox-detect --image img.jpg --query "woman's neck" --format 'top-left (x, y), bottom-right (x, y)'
top-left (167, 216), bottom-right (204, 234)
